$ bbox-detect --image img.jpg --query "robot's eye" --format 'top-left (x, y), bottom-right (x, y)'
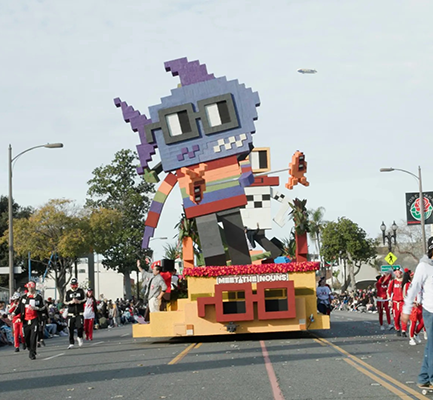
top-left (166, 110), bottom-right (192, 137)
top-left (204, 101), bottom-right (231, 128)
top-left (197, 94), bottom-right (239, 135)
top-left (157, 103), bottom-right (200, 144)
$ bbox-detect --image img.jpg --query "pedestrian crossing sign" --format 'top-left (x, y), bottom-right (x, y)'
top-left (384, 252), bottom-right (398, 265)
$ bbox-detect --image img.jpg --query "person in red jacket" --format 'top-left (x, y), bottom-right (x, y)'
top-left (375, 272), bottom-right (393, 330)
top-left (8, 292), bottom-right (24, 352)
top-left (387, 266), bottom-right (407, 336)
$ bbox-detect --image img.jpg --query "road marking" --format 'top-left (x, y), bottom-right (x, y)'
top-left (343, 358), bottom-right (412, 400)
top-left (43, 353), bottom-right (65, 361)
top-left (260, 340), bottom-right (284, 400)
top-left (313, 338), bottom-right (326, 346)
top-left (90, 341), bottom-right (104, 346)
top-left (168, 343), bottom-right (196, 365)
top-left (121, 333), bottom-right (130, 337)
top-left (194, 343), bottom-right (202, 349)
top-left (314, 335), bottom-right (427, 400)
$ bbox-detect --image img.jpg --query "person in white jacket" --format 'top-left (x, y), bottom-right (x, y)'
top-left (402, 237), bottom-right (433, 389)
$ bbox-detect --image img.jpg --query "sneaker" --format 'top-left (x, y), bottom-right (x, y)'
top-left (29, 352), bottom-right (36, 360)
top-left (380, 325), bottom-right (385, 331)
top-left (77, 338), bottom-right (83, 347)
top-left (424, 331), bottom-right (428, 340)
top-left (388, 325), bottom-right (394, 330)
top-left (418, 383), bottom-right (433, 389)
top-left (409, 338), bottom-right (417, 346)
top-left (415, 335), bottom-right (422, 344)
top-left (68, 344), bottom-right (74, 349)
top-left (22, 343), bottom-right (27, 350)
top-left (37, 342), bottom-right (41, 348)
top-left (396, 330), bottom-right (401, 337)
top-left (402, 331), bottom-right (407, 337)
top-left (40, 339), bottom-right (46, 347)
top-left (14, 347), bottom-right (19, 353)
top-left (53, 334), bottom-right (59, 337)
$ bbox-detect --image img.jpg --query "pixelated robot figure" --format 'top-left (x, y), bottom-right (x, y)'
top-left (114, 57), bottom-right (260, 266)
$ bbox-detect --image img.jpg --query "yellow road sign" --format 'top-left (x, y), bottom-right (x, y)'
top-left (385, 252), bottom-right (398, 265)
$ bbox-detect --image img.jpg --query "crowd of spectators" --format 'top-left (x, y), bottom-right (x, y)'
top-left (329, 288), bottom-right (378, 313)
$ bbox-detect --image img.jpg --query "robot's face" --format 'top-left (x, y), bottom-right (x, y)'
top-left (144, 76), bottom-right (260, 172)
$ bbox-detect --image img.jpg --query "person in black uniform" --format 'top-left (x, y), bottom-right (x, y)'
top-left (65, 278), bottom-right (86, 349)
top-left (13, 281), bottom-right (45, 360)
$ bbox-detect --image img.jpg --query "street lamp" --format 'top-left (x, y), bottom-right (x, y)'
top-left (8, 143), bottom-right (63, 298)
top-left (380, 221), bottom-right (397, 252)
top-left (380, 167), bottom-right (426, 254)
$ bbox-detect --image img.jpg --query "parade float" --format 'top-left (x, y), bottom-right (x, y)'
top-left (114, 57), bottom-right (330, 337)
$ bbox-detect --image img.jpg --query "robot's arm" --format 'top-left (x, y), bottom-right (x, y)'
top-left (142, 172), bottom-right (178, 248)
top-left (271, 188), bottom-right (293, 228)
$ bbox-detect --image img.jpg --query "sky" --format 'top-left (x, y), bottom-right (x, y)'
top-left (1, 0), bottom-right (433, 262)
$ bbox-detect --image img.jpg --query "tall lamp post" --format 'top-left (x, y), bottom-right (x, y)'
top-left (8, 143), bottom-right (64, 298)
top-left (380, 166), bottom-right (426, 254)
top-left (380, 221), bottom-right (397, 252)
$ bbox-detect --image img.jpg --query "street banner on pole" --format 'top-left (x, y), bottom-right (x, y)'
top-left (406, 192), bottom-right (433, 225)
top-left (380, 265), bottom-right (393, 273)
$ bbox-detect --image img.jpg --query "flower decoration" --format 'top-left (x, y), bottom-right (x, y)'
top-left (183, 262), bottom-right (319, 277)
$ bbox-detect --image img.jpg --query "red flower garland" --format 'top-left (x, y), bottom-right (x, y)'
top-left (183, 262), bottom-right (319, 277)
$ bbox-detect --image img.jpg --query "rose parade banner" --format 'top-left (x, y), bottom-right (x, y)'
top-left (406, 192), bottom-right (433, 225)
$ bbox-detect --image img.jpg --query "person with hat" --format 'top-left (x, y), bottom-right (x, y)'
top-left (83, 288), bottom-right (97, 341)
top-left (402, 237), bottom-right (433, 388)
top-left (8, 292), bottom-right (24, 352)
top-left (65, 278), bottom-right (86, 349)
top-left (375, 272), bottom-right (393, 330)
top-left (11, 281), bottom-right (45, 360)
top-left (387, 266), bottom-right (407, 336)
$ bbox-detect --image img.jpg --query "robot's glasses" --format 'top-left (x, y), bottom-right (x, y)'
top-left (145, 93), bottom-right (239, 145)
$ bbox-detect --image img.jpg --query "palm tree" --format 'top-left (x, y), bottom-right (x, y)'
top-left (308, 206), bottom-right (326, 271)
top-left (163, 242), bottom-right (181, 260)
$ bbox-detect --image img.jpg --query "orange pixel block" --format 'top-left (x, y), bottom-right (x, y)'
top-left (286, 151), bottom-right (309, 190)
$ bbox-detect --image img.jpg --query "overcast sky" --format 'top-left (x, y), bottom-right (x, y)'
top-left (1, 0), bottom-right (433, 261)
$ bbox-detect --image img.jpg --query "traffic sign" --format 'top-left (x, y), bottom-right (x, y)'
top-left (384, 252), bottom-right (398, 265)
top-left (380, 265), bottom-right (393, 273)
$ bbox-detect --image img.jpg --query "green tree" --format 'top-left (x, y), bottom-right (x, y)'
top-left (5, 199), bottom-right (89, 300)
top-left (289, 199), bottom-right (310, 235)
top-left (321, 217), bottom-right (377, 291)
top-left (163, 242), bottom-right (180, 260)
top-left (280, 231), bottom-right (296, 259)
top-left (0, 196), bottom-right (33, 286)
top-left (308, 206), bottom-right (326, 271)
top-left (86, 149), bottom-right (154, 299)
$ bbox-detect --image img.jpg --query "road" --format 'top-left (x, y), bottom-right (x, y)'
top-left (0, 311), bottom-right (429, 400)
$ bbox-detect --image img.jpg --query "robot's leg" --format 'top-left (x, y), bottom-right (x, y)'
top-left (218, 208), bottom-right (251, 265)
top-left (254, 230), bottom-right (283, 259)
top-left (196, 213), bottom-right (226, 266)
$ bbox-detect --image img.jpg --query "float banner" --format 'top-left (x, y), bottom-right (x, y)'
top-left (405, 192), bottom-right (433, 225)
top-left (216, 273), bottom-right (289, 285)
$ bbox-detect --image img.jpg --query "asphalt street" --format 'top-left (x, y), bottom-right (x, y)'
top-left (0, 311), bottom-right (430, 400)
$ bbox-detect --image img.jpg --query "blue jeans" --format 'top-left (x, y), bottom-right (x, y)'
top-left (419, 308), bottom-right (433, 384)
